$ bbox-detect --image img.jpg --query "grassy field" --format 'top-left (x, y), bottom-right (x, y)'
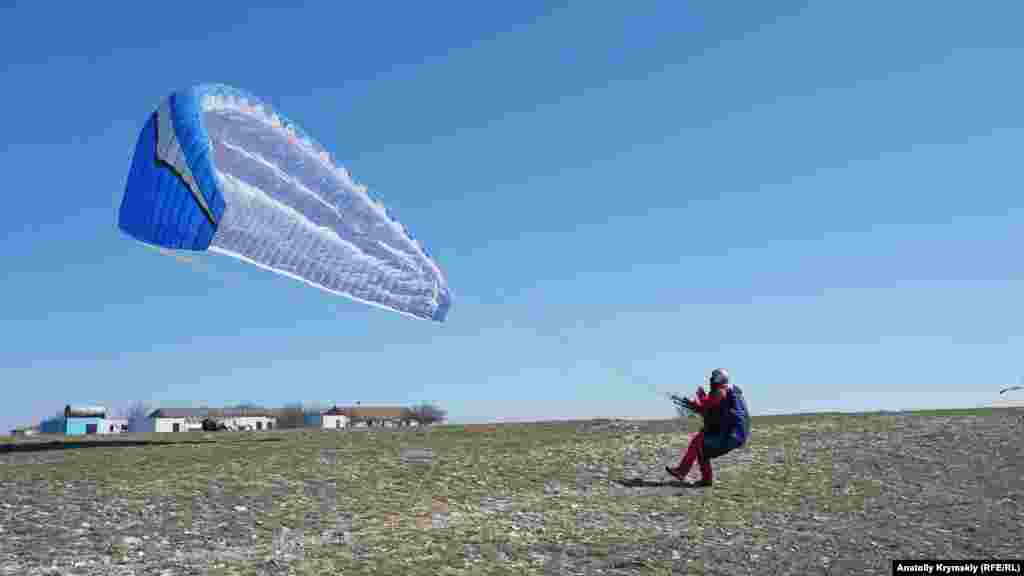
top-left (1, 408), bottom-right (1020, 575)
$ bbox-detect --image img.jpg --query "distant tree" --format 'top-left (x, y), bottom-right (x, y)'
top-left (400, 407), bottom-right (415, 425)
top-left (124, 401), bottom-right (152, 433)
top-left (405, 403), bottom-right (447, 425)
top-left (123, 401), bottom-right (150, 419)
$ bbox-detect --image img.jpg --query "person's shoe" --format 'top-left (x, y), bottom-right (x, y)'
top-left (665, 466), bottom-right (686, 483)
top-left (688, 479), bottom-right (713, 488)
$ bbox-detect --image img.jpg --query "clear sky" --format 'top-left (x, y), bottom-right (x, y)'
top-left (2, 1), bottom-right (1022, 432)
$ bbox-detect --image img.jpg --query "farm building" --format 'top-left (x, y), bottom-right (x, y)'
top-left (100, 418), bottom-right (129, 434)
top-left (142, 407), bottom-right (277, 433)
top-left (63, 405), bottom-right (107, 435)
top-left (348, 406), bottom-right (410, 428)
top-left (215, 407), bottom-right (277, 431)
top-left (140, 408), bottom-right (205, 433)
top-left (304, 406), bottom-right (352, 429)
top-left (304, 405), bottom-right (414, 429)
top-left (35, 405), bottom-right (126, 436)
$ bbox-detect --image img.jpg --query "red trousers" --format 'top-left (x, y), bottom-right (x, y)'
top-left (675, 431), bottom-right (713, 482)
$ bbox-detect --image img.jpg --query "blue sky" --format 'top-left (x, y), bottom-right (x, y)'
top-left (2, 1), bottom-right (1022, 431)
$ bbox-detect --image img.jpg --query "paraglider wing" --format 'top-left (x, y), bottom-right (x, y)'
top-left (118, 84), bottom-right (452, 322)
top-left (999, 385), bottom-right (1024, 395)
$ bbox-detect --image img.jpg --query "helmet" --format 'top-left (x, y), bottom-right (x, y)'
top-left (709, 368), bottom-right (730, 387)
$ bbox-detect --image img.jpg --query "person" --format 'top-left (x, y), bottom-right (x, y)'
top-left (666, 368), bottom-right (746, 487)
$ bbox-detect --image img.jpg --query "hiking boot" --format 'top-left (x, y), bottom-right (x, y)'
top-left (665, 466), bottom-right (686, 483)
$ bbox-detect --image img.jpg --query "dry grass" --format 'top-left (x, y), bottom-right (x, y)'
top-left (1, 408), bottom-right (1020, 575)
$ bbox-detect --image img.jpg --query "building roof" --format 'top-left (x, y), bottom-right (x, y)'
top-left (65, 405), bottom-right (106, 418)
top-left (343, 406), bottom-right (404, 419)
top-left (317, 405), bottom-right (405, 418)
top-left (148, 407), bottom-right (277, 419)
top-left (147, 408), bottom-right (206, 419)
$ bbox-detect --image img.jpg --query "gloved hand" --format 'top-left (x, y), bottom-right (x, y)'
top-left (670, 394), bottom-right (697, 413)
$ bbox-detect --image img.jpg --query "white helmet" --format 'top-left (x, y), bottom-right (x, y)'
top-left (709, 368), bottom-right (730, 387)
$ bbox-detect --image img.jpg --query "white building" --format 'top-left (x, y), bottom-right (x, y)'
top-left (143, 407), bottom-right (277, 433)
top-left (98, 418), bottom-right (129, 434)
top-left (137, 408), bottom-right (197, 433)
top-left (305, 406), bottom-right (415, 429)
top-left (218, 410), bottom-right (276, 431)
top-left (305, 406), bottom-right (351, 429)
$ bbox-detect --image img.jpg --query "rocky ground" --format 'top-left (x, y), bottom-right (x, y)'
top-left (0, 410), bottom-right (1020, 575)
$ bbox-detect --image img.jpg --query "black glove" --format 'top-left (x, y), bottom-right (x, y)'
top-left (670, 395), bottom-right (697, 413)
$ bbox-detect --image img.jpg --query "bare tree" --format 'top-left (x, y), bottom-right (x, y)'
top-left (400, 407), bottom-right (415, 426)
top-left (124, 401), bottom-right (151, 433)
top-left (405, 403), bottom-right (447, 425)
top-left (277, 402), bottom-right (306, 429)
top-left (123, 401), bottom-right (150, 419)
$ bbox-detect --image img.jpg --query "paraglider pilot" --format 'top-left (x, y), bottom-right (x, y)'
top-left (666, 368), bottom-right (748, 487)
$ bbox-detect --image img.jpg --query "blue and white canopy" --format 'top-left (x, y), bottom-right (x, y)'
top-left (118, 84), bottom-right (452, 322)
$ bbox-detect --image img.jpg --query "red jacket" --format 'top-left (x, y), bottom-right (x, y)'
top-left (691, 385), bottom-right (730, 434)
